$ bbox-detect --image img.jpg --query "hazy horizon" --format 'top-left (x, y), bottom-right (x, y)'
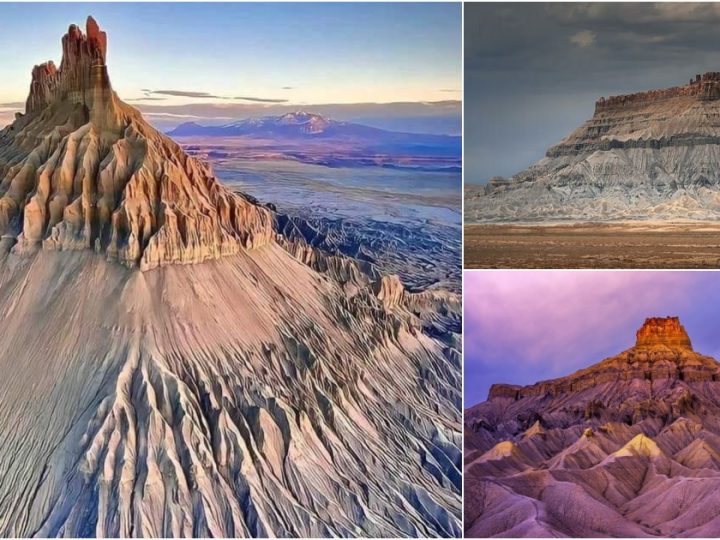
top-left (0, 2), bottom-right (461, 134)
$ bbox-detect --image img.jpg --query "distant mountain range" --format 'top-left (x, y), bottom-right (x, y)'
top-left (167, 112), bottom-right (461, 166)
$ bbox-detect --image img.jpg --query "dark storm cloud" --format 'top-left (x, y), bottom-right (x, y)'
top-left (466, 3), bottom-right (720, 182)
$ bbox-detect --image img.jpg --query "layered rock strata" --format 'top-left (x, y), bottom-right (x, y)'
top-left (466, 72), bottom-right (720, 222)
top-left (635, 316), bottom-right (693, 349)
top-left (0, 17), bottom-right (273, 270)
top-left (487, 317), bottom-right (717, 401)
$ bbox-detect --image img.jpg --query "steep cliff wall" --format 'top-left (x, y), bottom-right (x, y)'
top-left (466, 72), bottom-right (720, 222)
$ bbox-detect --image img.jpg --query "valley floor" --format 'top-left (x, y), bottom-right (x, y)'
top-left (464, 222), bottom-right (720, 269)
top-left (216, 159), bottom-right (462, 292)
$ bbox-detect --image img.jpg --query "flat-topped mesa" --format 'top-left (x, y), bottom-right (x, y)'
top-left (635, 316), bottom-right (693, 351)
top-left (595, 72), bottom-right (720, 114)
top-left (26, 17), bottom-right (113, 116)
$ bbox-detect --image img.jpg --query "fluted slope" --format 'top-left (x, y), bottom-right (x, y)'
top-left (0, 247), bottom-right (461, 537)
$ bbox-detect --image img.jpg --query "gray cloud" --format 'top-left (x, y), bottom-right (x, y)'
top-left (281, 86), bottom-right (295, 90)
top-left (569, 29), bottom-right (596, 47)
top-left (142, 89), bottom-right (288, 103)
top-left (125, 97), bottom-right (168, 102)
top-left (0, 102), bottom-right (24, 108)
top-left (143, 112), bottom-right (236, 121)
top-left (546, 2), bottom-right (720, 24)
top-left (147, 90), bottom-right (227, 99)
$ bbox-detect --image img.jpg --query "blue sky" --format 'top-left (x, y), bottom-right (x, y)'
top-left (465, 271), bottom-right (720, 407)
top-left (0, 3), bottom-right (461, 107)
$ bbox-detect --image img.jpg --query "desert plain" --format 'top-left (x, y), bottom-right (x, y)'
top-left (464, 221), bottom-right (720, 269)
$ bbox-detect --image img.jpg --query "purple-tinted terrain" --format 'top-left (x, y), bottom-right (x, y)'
top-left (465, 271), bottom-right (720, 537)
top-left (465, 271), bottom-right (720, 406)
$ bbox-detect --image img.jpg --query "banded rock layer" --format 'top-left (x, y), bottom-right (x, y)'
top-left (465, 317), bottom-right (720, 537)
top-left (466, 73), bottom-right (720, 222)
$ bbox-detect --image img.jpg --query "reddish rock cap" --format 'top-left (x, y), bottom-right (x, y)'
top-left (635, 316), bottom-right (693, 350)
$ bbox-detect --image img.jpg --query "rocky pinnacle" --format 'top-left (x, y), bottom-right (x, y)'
top-left (635, 316), bottom-right (693, 350)
top-left (26, 17), bottom-right (111, 115)
top-left (0, 17), bottom-right (273, 270)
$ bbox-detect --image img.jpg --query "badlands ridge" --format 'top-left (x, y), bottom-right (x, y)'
top-left (465, 317), bottom-right (720, 537)
top-left (0, 18), bottom-right (461, 537)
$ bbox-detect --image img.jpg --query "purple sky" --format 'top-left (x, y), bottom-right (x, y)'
top-left (465, 271), bottom-right (720, 407)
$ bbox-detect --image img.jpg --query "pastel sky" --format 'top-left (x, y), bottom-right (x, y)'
top-left (0, 3), bottom-right (460, 130)
top-left (465, 271), bottom-right (720, 407)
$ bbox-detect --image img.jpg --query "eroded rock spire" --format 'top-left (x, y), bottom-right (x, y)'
top-left (26, 16), bottom-right (111, 115)
top-left (2, 17), bottom-right (273, 270)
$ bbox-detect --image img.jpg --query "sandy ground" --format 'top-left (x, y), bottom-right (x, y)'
top-left (464, 221), bottom-right (720, 269)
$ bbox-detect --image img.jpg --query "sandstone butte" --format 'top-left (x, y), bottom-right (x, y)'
top-left (465, 70), bottom-right (720, 222)
top-left (486, 316), bottom-right (715, 401)
top-left (547, 72), bottom-right (720, 158)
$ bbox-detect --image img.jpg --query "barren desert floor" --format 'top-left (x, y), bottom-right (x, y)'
top-left (215, 159), bottom-right (462, 292)
top-left (464, 222), bottom-right (720, 269)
